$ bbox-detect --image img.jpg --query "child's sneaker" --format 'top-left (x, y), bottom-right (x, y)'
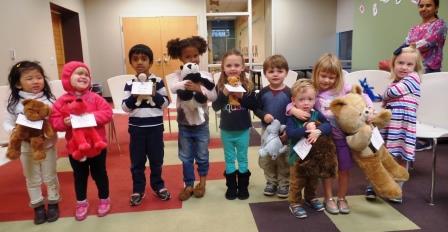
top-left (156, 188), bottom-right (171, 201)
top-left (97, 198), bottom-right (111, 217)
top-left (289, 204), bottom-right (307, 218)
top-left (263, 182), bottom-right (277, 196)
top-left (388, 197), bottom-right (403, 204)
top-left (276, 185), bottom-right (289, 198)
top-left (365, 186), bottom-right (377, 200)
top-left (130, 193), bottom-right (145, 206)
top-left (305, 198), bottom-right (324, 211)
top-left (75, 200), bottom-right (89, 221)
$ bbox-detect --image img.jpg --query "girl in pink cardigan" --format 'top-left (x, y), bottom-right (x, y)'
top-left (49, 61), bottom-right (112, 221)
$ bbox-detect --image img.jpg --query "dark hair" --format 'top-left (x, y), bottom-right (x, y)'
top-left (166, 36), bottom-right (208, 59)
top-left (7, 61), bottom-right (55, 114)
top-left (419, 0), bottom-right (439, 18)
top-left (263, 55), bottom-right (289, 74)
top-left (128, 44), bottom-right (154, 63)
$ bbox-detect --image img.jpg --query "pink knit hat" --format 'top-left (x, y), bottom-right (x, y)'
top-left (61, 61), bottom-right (91, 93)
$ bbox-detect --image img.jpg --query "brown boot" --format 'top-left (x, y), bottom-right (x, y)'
top-left (193, 176), bottom-right (207, 198)
top-left (178, 186), bottom-right (194, 201)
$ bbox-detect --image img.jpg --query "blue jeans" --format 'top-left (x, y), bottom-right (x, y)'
top-left (221, 129), bottom-right (250, 174)
top-left (178, 124), bottom-right (210, 186)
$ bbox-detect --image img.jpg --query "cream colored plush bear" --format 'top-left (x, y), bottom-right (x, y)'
top-left (330, 85), bottom-right (409, 199)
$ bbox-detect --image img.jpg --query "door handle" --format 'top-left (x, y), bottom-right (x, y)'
top-left (156, 58), bottom-right (161, 64)
top-left (163, 53), bottom-right (169, 64)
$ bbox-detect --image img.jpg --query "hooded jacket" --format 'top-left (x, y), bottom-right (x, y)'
top-left (49, 61), bottom-right (112, 155)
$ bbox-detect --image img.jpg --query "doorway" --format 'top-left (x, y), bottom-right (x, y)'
top-left (121, 16), bottom-right (198, 78)
top-left (50, 3), bottom-right (84, 79)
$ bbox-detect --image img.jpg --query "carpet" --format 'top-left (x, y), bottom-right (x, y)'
top-left (249, 144), bottom-right (448, 232)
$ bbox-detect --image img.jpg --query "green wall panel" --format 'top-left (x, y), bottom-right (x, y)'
top-left (352, 0), bottom-right (448, 71)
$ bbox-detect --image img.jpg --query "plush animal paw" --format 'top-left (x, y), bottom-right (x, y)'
top-left (79, 143), bottom-right (91, 151)
top-left (94, 141), bottom-right (107, 150)
top-left (6, 150), bottom-right (21, 160)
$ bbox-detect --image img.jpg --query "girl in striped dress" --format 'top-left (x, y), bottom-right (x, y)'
top-left (381, 45), bottom-right (423, 166)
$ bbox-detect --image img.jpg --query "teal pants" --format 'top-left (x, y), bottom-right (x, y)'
top-left (220, 129), bottom-right (250, 174)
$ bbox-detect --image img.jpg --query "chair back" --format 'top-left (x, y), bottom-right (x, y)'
top-left (0, 85), bottom-right (11, 145)
top-left (107, 75), bottom-right (135, 110)
top-left (284, 70), bottom-right (299, 88)
top-left (418, 72), bottom-right (448, 128)
top-left (49, 80), bottom-right (65, 99)
top-left (344, 70), bottom-right (391, 94)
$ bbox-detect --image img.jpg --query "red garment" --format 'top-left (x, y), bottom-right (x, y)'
top-left (49, 61), bottom-right (112, 157)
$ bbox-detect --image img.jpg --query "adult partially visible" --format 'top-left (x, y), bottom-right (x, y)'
top-left (405, 0), bottom-right (447, 73)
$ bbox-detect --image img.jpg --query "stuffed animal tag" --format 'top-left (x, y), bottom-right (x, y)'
top-left (371, 127), bottom-right (384, 150)
top-left (16, 114), bottom-right (43, 129)
top-left (225, 84), bottom-right (246, 93)
top-left (131, 81), bottom-right (153, 95)
top-left (293, 138), bottom-right (312, 160)
top-left (71, 113), bottom-right (97, 128)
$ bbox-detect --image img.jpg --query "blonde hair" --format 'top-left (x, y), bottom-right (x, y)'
top-left (263, 55), bottom-right (289, 74)
top-left (217, 49), bottom-right (254, 92)
top-left (390, 45), bottom-right (424, 82)
top-left (311, 53), bottom-right (344, 93)
top-left (291, 79), bottom-right (316, 98)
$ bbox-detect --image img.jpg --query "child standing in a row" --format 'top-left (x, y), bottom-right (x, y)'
top-left (286, 79), bottom-right (334, 219)
top-left (212, 49), bottom-right (257, 200)
top-left (254, 55), bottom-right (291, 198)
top-left (4, 61), bottom-right (60, 224)
top-left (122, 44), bottom-right (171, 206)
top-left (166, 36), bottom-right (217, 201)
top-left (289, 54), bottom-right (364, 214)
top-left (50, 61), bottom-right (113, 221)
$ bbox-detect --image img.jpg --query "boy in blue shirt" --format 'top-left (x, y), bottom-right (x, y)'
top-left (254, 55), bottom-right (291, 198)
top-left (122, 44), bottom-right (171, 206)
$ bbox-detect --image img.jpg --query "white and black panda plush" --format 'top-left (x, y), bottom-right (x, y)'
top-left (177, 62), bottom-right (215, 104)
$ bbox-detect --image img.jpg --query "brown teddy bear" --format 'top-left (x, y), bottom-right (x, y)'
top-left (329, 85), bottom-right (409, 199)
top-left (227, 75), bottom-right (241, 106)
top-left (6, 99), bottom-right (54, 161)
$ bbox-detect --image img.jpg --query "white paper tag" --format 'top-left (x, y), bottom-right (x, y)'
top-left (71, 113), bottom-right (97, 129)
top-left (16, 114), bottom-right (44, 130)
top-left (131, 82), bottom-right (153, 95)
top-left (293, 138), bottom-right (312, 160)
top-left (225, 84), bottom-right (246, 93)
top-left (371, 127), bottom-right (384, 150)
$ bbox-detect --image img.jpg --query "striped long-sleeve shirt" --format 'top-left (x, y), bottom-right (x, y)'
top-left (122, 74), bottom-right (169, 127)
top-left (381, 72), bottom-right (421, 161)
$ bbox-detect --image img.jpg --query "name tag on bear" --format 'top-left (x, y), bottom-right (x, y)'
top-left (131, 82), bottom-right (153, 95)
top-left (293, 138), bottom-right (312, 160)
top-left (16, 114), bottom-right (43, 130)
top-left (371, 127), bottom-right (384, 150)
top-left (71, 113), bottom-right (97, 129)
top-left (225, 84), bottom-right (246, 93)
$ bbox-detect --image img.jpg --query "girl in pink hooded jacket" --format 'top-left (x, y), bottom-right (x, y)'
top-left (49, 61), bottom-right (112, 221)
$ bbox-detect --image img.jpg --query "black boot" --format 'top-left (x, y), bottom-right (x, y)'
top-left (47, 203), bottom-right (60, 222)
top-left (33, 205), bottom-right (46, 225)
top-left (237, 170), bottom-right (251, 200)
top-left (224, 171), bottom-right (238, 200)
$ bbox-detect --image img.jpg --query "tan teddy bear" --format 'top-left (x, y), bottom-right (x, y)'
top-left (329, 85), bottom-right (409, 199)
top-left (6, 99), bottom-right (54, 161)
top-left (227, 76), bottom-right (241, 106)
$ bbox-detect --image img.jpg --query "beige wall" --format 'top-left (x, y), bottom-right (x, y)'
top-left (0, 0), bottom-right (89, 84)
top-left (272, 0), bottom-right (337, 69)
top-left (83, 0), bottom-right (207, 97)
top-left (336, 0), bottom-right (354, 33)
top-left (235, 0), bottom-right (266, 64)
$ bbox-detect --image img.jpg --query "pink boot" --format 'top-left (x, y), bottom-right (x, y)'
top-left (75, 200), bottom-right (89, 221)
top-left (97, 198), bottom-right (111, 217)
